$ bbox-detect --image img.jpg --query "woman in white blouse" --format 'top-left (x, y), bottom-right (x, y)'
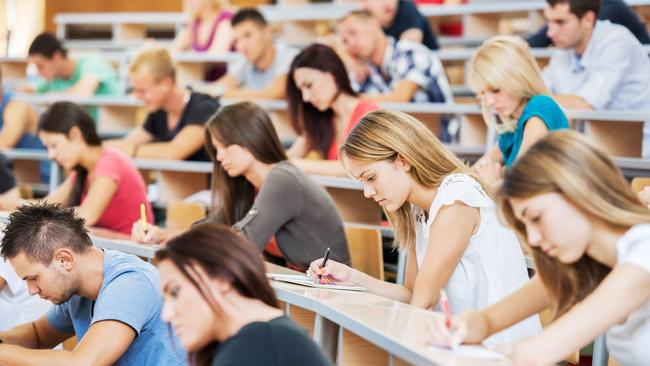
top-left (308, 109), bottom-right (541, 344)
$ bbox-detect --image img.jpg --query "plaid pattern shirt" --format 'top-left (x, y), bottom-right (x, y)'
top-left (354, 37), bottom-right (453, 103)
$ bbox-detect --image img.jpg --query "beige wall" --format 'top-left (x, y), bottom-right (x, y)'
top-left (1, 0), bottom-right (45, 56)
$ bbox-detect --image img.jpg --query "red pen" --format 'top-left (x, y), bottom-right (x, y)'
top-left (440, 289), bottom-right (452, 329)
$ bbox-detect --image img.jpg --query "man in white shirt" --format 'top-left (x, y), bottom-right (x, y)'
top-left (542, 0), bottom-right (650, 157)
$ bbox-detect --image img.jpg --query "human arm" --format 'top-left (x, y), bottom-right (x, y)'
top-left (363, 79), bottom-right (419, 102)
top-left (515, 116), bottom-right (550, 160)
top-left (638, 187), bottom-right (650, 207)
top-left (0, 316), bottom-right (72, 349)
top-left (208, 20), bottom-right (233, 54)
top-left (552, 95), bottom-right (594, 110)
top-left (103, 127), bottom-right (154, 156)
top-left (131, 221), bottom-right (186, 244)
top-left (49, 75), bottom-right (102, 98)
top-left (291, 159), bottom-right (347, 177)
top-left (0, 320), bottom-right (136, 366)
top-left (222, 74), bottom-right (288, 100)
top-left (408, 203), bottom-right (478, 308)
top-left (75, 177), bottom-right (118, 227)
top-left (400, 28), bottom-right (424, 44)
top-left (0, 100), bottom-right (38, 148)
top-left (566, 40), bottom-right (636, 110)
top-left (496, 264), bottom-right (650, 366)
top-left (235, 168), bottom-right (306, 250)
top-left (133, 125), bottom-right (206, 160)
top-left (472, 144), bottom-right (503, 169)
top-left (286, 136), bottom-right (309, 159)
top-left (427, 275), bottom-right (549, 347)
top-left (170, 28), bottom-right (192, 52)
top-left (309, 250), bottom-right (415, 303)
top-left (42, 175), bottom-right (76, 207)
top-left (213, 74), bottom-right (241, 96)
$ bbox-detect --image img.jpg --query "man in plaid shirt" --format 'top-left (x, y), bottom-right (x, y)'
top-left (338, 10), bottom-right (453, 105)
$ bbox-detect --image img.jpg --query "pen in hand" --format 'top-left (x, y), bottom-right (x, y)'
top-left (317, 247), bottom-right (331, 281)
top-left (440, 289), bottom-right (458, 350)
top-left (140, 203), bottom-right (148, 235)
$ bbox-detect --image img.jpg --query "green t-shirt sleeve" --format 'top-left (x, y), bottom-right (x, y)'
top-left (36, 82), bottom-right (51, 93)
top-left (78, 56), bottom-right (114, 81)
top-left (77, 56), bottom-right (120, 95)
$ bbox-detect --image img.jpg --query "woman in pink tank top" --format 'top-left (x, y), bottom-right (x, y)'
top-left (172, 0), bottom-right (234, 80)
top-left (286, 44), bottom-right (380, 176)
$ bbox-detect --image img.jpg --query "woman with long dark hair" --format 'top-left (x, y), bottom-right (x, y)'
top-left (133, 101), bottom-right (349, 271)
top-left (157, 223), bottom-right (332, 366)
top-left (0, 101), bottom-right (152, 234)
top-left (286, 43), bottom-right (379, 176)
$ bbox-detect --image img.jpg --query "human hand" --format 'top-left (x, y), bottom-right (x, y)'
top-left (131, 221), bottom-right (161, 244)
top-left (307, 258), bottom-right (355, 285)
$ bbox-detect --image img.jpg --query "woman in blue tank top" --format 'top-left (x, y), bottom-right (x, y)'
top-left (468, 36), bottom-right (569, 185)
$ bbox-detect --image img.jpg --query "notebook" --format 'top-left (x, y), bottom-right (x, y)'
top-left (267, 273), bottom-right (366, 292)
top-left (428, 345), bottom-right (505, 360)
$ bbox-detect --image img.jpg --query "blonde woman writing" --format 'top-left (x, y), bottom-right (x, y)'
top-left (428, 130), bottom-right (650, 365)
top-left (470, 36), bottom-right (569, 185)
top-left (308, 109), bottom-right (541, 344)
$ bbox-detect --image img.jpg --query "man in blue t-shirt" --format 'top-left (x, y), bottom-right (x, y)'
top-left (0, 203), bottom-right (185, 365)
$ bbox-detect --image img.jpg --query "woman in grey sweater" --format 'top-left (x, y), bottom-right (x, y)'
top-left (133, 101), bottom-right (350, 270)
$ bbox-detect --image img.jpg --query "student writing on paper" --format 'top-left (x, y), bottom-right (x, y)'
top-left (309, 110), bottom-right (540, 344)
top-left (469, 36), bottom-right (569, 187)
top-left (427, 131), bottom-right (650, 366)
top-left (133, 102), bottom-right (350, 271)
top-left (157, 222), bottom-right (333, 366)
top-left (105, 46), bottom-right (220, 161)
top-left (0, 102), bottom-right (153, 234)
top-left (0, 203), bottom-right (185, 366)
top-left (286, 44), bottom-right (380, 177)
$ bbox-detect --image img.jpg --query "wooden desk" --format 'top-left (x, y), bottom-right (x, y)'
top-left (267, 263), bottom-right (509, 366)
top-left (11, 94), bottom-right (145, 133)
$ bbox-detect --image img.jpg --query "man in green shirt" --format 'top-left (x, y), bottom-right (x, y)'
top-left (26, 33), bottom-right (122, 120)
top-left (28, 33), bottom-right (121, 97)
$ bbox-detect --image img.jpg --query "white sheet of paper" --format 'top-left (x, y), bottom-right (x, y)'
top-left (429, 345), bottom-right (505, 360)
top-left (266, 273), bottom-right (366, 291)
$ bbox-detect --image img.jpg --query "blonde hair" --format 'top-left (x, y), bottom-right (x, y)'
top-left (206, 0), bottom-right (229, 11)
top-left (499, 130), bottom-right (650, 319)
top-left (469, 36), bottom-right (551, 133)
top-left (187, 0), bottom-right (230, 19)
top-left (341, 109), bottom-right (490, 250)
top-left (129, 46), bottom-right (176, 82)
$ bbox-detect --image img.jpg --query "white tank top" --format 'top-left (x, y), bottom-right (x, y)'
top-left (413, 173), bottom-right (541, 344)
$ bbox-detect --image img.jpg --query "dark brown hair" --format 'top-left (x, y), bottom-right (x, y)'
top-left (1, 202), bottom-right (92, 264)
top-left (499, 130), bottom-right (650, 318)
top-left (155, 222), bottom-right (277, 366)
top-left (204, 101), bottom-right (287, 225)
top-left (29, 32), bottom-right (68, 58)
top-left (287, 43), bottom-right (358, 158)
top-left (38, 102), bottom-right (102, 207)
top-left (546, 0), bottom-right (601, 19)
